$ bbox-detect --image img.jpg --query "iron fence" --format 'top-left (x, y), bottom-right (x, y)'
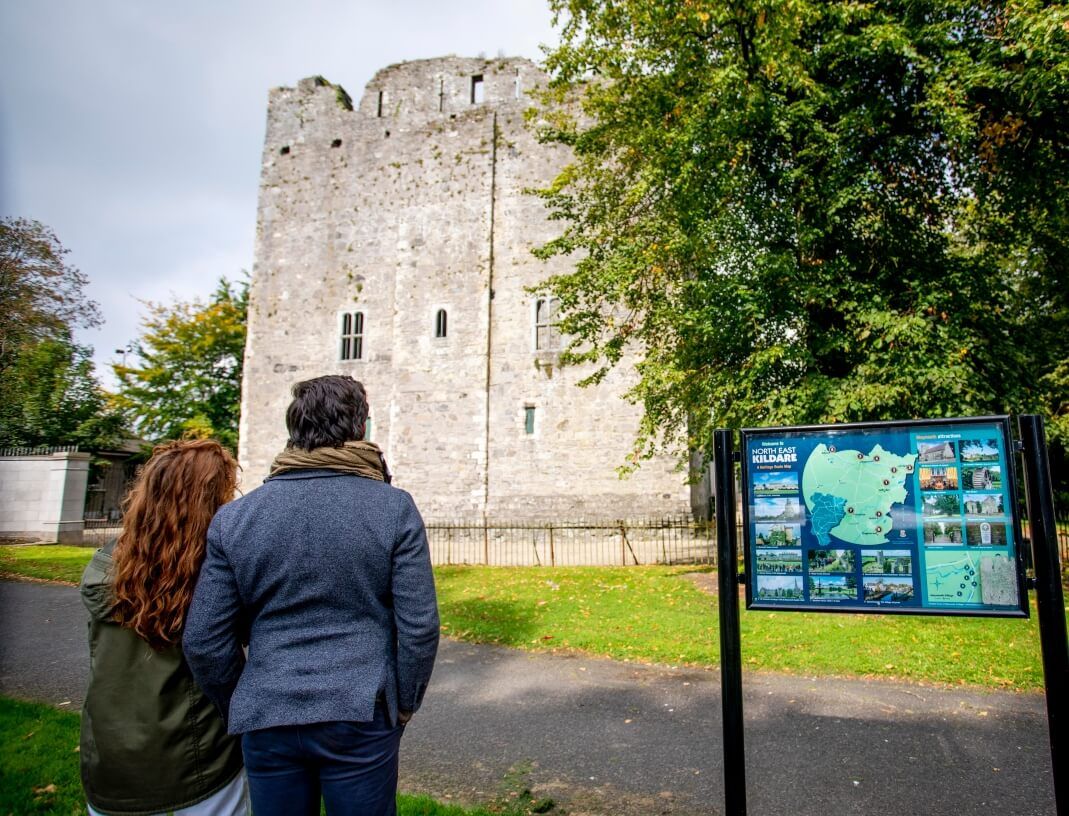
top-left (0, 445), bottom-right (80, 457)
top-left (82, 519), bottom-right (121, 547)
top-left (425, 517), bottom-right (717, 567)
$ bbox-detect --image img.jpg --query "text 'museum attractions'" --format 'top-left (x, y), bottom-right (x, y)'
top-left (741, 417), bottom-right (1028, 617)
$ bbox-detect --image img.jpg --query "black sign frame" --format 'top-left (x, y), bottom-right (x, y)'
top-left (739, 415), bottom-right (1029, 618)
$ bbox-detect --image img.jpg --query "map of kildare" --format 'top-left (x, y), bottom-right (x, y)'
top-left (801, 443), bottom-right (917, 546)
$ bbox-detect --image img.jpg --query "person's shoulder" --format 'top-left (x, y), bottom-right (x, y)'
top-left (382, 484), bottom-right (424, 522)
top-left (80, 544), bottom-right (116, 619)
top-left (375, 480), bottom-right (414, 502)
top-left (209, 484), bottom-right (261, 531)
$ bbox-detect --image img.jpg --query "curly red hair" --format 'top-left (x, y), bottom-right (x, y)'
top-left (110, 439), bottom-right (238, 650)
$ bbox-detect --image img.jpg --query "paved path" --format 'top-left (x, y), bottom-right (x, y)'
top-left (0, 580), bottom-right (1056, 815)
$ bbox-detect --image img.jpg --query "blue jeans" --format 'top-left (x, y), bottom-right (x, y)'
top-left (240, 702), bottom-right (404, 816)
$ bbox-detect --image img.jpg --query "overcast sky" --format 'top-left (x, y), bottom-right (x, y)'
top-left (0, 1), bottom-right (557, 385)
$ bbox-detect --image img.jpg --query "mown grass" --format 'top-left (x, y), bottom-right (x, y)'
top-left (2, 545), bottom-right (1059, 691)
top-left (434, 565), bottom-right (1055, 690)
top-left (0, 545), bottom-right (90, 585)
top-left (0, 697), bottom-right (545, 816)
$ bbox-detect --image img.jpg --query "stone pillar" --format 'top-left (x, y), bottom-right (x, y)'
top-left (40, 452), bottom-right (90, 544)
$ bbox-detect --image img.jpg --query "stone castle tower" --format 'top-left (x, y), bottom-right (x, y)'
top-left (240, 56), bottom-right (693, 520)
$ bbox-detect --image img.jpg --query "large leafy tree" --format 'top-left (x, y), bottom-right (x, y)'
top-left (534, 1), bottom-right (1069, 466)
top-left (0, 217), bottom-right (121, 450)
top-left (0, 335), bottom-right (124, 449)
top-left (113, 277), bottom-right (248, 452)
top-left (0, 217), bottom-right (102, 369)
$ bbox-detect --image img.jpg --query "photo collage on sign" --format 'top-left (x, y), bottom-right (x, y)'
top-left (751, 468), bottom-right (807, 603)
top-left (915, 433), bottom-right (1018, 607)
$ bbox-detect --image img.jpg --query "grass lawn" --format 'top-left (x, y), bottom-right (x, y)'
top-left (2, 544), bottom-right (1061, 691)
top-left (434, 566), bottom-right (1055, 690)
top-left (0, 546), bottom-right (91, 585)
top-left (0, 696), bottom-right (546, 816)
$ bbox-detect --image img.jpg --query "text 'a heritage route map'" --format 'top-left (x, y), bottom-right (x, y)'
top-left (742, 419), bottom-right (1024, 616)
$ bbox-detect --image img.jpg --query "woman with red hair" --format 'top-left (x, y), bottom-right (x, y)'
top-left (80, 439), bottom-right (248, 816)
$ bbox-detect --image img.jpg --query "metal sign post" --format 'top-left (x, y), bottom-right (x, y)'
top-left (1019, 415), bottom-right (1068, 815)
top-left (714, 428), bottom-right (747, 815)
top-left (711, 415), bottom-right (1066, 815)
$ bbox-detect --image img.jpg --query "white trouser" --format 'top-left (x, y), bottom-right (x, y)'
top-left (88, 769), bottom-right (250, 816)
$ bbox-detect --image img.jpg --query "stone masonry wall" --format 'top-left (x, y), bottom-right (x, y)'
top-left (240, 57), bottom-right (692, 521)
top-left (0, 452), bottom-right (89, 543)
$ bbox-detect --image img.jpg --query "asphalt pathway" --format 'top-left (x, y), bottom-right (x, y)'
top-left (0, 580), bottom-right (1057, 815)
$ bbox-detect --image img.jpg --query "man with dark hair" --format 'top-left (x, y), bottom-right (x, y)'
top-left (184, 374), bottom-right (439, 816)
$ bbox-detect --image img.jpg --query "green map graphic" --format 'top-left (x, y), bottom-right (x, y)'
top-left (924, 550), bottom-right (981, 604)
top-left (925, 550), bottom-right (1019, 606)
top-left (801, 444), bottom-right (917, 546)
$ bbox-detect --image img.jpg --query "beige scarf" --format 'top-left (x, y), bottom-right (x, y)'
top-left (268, 440), bottom-right (390, 482)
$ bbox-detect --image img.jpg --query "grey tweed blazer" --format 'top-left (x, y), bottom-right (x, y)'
top-left (183, 469), bottom-right (439, 734)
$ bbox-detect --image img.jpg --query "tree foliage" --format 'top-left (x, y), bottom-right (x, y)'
top-left (0, 335), bottom-right (124, 450)
top-left (0, 217), bottom-right (121, 450)
top-left (534, 1), bottom-right (1069, 464)
top-left (113, 277), bottom-right (248, 452)
top-left (0, 217), bottom-right (102, 371)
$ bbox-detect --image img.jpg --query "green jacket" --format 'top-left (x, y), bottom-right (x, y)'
top-left (80, 542), bottom-right (243, 815)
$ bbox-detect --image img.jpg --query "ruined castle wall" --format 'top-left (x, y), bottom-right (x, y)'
top-left (485, 101), bottom-right (689, 519)
top-left (240, 58), bottom-right (691, 520)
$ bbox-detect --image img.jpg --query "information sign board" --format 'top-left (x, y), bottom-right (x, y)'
top-left (740, 416), bottom-right (1028, 617)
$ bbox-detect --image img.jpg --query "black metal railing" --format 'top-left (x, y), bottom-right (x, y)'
top-left (0, 445), bottom-right (80, 457)
top-left (424, 517), bottom-right (717, 567)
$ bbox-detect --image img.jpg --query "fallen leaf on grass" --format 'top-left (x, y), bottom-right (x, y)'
top-left (33, 784), bottom-right (57, 795)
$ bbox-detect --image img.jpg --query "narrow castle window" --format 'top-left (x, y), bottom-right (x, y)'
top-left (471, 75), bottom-right (484, 104)
top-left (514, 70), bottom-right (522, 99)
top-left (279, 145), bottom-right (290, 155)
top-left (340, 311), bottom-right (365, 361)
top-left (435, 309), bottom-right (448, 338)
top-left (377, 91), bottom-right (384, 118)
top-left (438, 77), bottom-right (445, 112)
top-left (524, 405), bottom-right (536, 435)
top-left (331, 138), bottom-right (342, 148)
top-left (534, 297), bottom-right (561, 351)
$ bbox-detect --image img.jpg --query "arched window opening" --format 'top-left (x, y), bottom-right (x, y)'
top-left (435, 309), bottom-right (448, 338)
top-left (534, 297), bottom-right (560, 351)
top-left (340, 311), bottom-right (365, 360)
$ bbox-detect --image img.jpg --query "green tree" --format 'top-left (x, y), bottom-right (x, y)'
top-left (0, 217), bottom-right (121, 450)
top-left (113, 277), bottom-right (248, 452)
top-left (534, 1), bottom-right (1069, 466)
top-left (0, 334), bottom-right (124, 450)
top-left (0, 217), bottom-right (102, 370)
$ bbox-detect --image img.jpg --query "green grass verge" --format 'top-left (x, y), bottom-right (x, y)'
top-left (0, 696), bottom-right (82, 815)
top-left (0, 546), bottom-right (91, 585)
top-left (0, 697), bottom-right (542, 816)
top-left (2, 545), bottom-right (1059, 691)
top-left (434, 565), bottom-right (1055, 690)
